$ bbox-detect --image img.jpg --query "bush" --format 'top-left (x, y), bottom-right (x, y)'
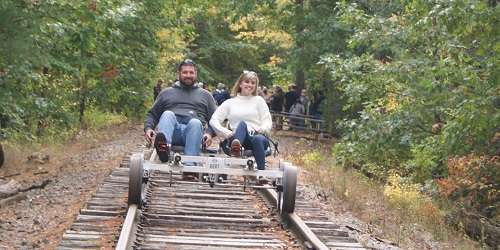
top-left (84, 107), bottom-right (128, 130)
top-left (436, 154), bottom-right (499, 220)
top-left (327, 1), bottom-right (498, 185)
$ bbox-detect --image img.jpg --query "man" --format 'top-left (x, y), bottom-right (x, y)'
top-left (270, 85), bottom-right (284, 130)
top-left (284, 84), bottom-right (299, 112)
top-left (153, 79), bottom-right (163, 101)
top-left (212, 82), bottom-right (230, 105)
top-left (144, 59), bottom-right (217, 162)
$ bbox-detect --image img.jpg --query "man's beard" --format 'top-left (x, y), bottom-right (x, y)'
top-left (180, 78), bottom-right (195, 85)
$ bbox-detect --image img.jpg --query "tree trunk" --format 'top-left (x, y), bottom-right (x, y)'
top-left (78, 87), bottom-right (86, 125)
top-left (294, 0), bottom-right (305, 91)
top-left (0, 143), bottom-right (4, 167)
top-left (78, 40), bottom-right (86, 126)
top-left (295, 68), bottom-right (305, 91)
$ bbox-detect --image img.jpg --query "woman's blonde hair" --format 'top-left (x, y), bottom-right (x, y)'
top-left (231, 70), bottom-right (259, 96)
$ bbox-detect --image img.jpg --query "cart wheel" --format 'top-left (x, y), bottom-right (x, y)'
top-left (128, 153), bottom-right (144, 207)
top-left (281, 164), bottom-right (297, 213)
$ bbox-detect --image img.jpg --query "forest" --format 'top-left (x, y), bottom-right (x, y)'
top-left (0, 0), bottom-right (498, 247)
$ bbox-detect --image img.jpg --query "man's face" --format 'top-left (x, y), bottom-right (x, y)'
top-left (178, 65), bottom-right (197, 86)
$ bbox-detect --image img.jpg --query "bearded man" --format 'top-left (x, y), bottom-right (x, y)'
top-left (144, 59), bottom-right (217, 162)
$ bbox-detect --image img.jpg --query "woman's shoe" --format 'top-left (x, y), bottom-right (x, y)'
top-left (230, 139), bottom-right (241, 157)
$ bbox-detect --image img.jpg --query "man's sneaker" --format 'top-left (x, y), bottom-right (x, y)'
top-left (154, 132), bottom-right (170, 162)
top-left (230, 139), bottom-right (241, 157)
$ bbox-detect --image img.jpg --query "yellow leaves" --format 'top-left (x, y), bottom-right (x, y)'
top-left (237, 29), bottom-right (292, 49)
top-left (207, 6), bottom-right (218, 16)
top-left (384, 173), bottom-right (445, 228)
top-left (276, 0), bottom-right (292, 9)
top-left (384, 173), bottom-right (425, 210)
top-left (268, 55), bottom-right (283, 66)
top-left (156, 28), bottom-right (189, 71)
top-left (385, 94), bottom-right (399, 112)
top-left (229, 12), bottom-right (292, 49)
top-left (302, 151), bottom-right (323, 166)
top-left (229, 16), bottom-right (250, 31)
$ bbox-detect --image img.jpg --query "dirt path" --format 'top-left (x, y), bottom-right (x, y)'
top-left (0, 123), bottom-right (145, 249)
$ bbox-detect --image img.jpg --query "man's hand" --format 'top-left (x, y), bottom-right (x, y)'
top-left (145, 129), bottom-right (156, 144)
top-left (202, 133), bottom-right (212, 147)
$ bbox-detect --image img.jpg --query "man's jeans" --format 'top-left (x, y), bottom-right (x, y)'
top-left (233, 122), bottom-right (269, 170)
top-left (157, 111), bottom-right (203, 156)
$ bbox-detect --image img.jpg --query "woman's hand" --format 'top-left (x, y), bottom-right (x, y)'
top-left (202, 133), bottom-right (212, 147)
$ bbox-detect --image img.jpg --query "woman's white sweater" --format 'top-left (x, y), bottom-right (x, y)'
top-left (210, 95), bottom-right (272, 139)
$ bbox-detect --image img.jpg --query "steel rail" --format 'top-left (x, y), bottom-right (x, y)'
top-left (115, 204), bottom-right (137, 250)
top-left (260, 181), bottom-right (329, 250)
top-left (115, 151), bottom-right (159, 249)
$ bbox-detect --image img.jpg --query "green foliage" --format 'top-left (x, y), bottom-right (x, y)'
top-left (83, 106), bottom-right (127, 130)
top-left (327, 0), bottom-right (499, 186)
top-left (0, 0), bottom-right (162, 141)
top-left (183, 1), bottom-right (292, 87)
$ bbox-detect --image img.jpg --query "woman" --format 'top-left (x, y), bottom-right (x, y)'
top-left (289, 97), bottom-right (305, 130)
top-left (210, 71), bottom-right (272, 170)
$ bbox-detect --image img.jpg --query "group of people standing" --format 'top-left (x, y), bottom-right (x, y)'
top-left (263, 85), bottom-right (324, 130)
top-left (145, 60), bottom-right (271, 170)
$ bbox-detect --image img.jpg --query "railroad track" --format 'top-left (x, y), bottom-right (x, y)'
top-left (58, 151), bottom-right (366, 249)
top-left (131, 172), bottom-right (295, 249)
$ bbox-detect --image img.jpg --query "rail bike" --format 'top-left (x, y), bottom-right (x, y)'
top-left (127, 142), bottom-right (298, 214)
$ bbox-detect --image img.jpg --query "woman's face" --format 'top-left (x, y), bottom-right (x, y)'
top-left (239, 77), bottom-right (257, 96)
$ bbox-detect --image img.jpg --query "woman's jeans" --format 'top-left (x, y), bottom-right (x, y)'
top-left (157, 110), bottom-right (203, 156)
top-left (233, 122), bottom-right (269, 170)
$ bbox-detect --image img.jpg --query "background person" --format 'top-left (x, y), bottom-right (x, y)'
top-left (212, 82), bottom-right (231, 105)
top-left (209, 71), bottom-right (272, 170)
top-left (284, 84), bottom-right (299, 112)
top-left (153, 79), bottom-right (163, 101)
top-left (289, 97), bottom-right (305, 130)
top-left (270, 85), bottom-right (284, 130)
top-left (309, 91), bottom-right (325, 131)
top-left (299, 88), bottom-right (310, 115)
top-left (262, 87), bottom-right (272, 107)
top-left (144, 59), bottom-right (217, 162)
